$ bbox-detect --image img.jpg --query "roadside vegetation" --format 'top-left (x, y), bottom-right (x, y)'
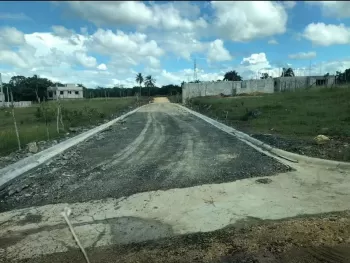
top-left (0, 97), bottom-right (148, 156)
top-left (0, 73), bottom-right (182, 157)
top-left (167, 94), bottom-right (182, 103)
top-left (188, 86), bottom-right (350, 161)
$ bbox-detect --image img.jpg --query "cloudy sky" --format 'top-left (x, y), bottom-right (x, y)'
top-left (0, 1), bottom-right (350, 88)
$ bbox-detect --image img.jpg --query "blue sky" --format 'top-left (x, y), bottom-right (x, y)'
top-left (0, 1), bottom-right (350, 88)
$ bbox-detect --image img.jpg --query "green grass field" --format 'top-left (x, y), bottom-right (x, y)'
top-left (188, 87), bottom-right (350, 139)
top-left (0, 97), bottom-right (146, 156)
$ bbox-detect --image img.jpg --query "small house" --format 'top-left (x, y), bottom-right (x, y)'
top-left (47, 84), bottom-right (83, 100)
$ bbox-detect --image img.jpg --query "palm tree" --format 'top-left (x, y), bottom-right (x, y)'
top-left (135, 73), bottom-right (143, 96)
top-left (223, 70), bottom-right (242, 81)
top-left (144, 75), bottom-right (156, 96)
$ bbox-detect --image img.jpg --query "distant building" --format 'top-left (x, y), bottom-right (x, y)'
top-left (47, 84), bottom-right (84, 100)
top-left (274, 75), bottom-right (335, 92)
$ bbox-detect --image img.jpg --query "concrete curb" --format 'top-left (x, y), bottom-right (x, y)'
top-left (175, 103), bottom-right (350, 169)
top-left (0, 104), bottom-right (148, 188)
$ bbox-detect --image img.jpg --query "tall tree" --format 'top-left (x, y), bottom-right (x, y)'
top-left (281, 68), bottom-right (295, 77)
top-left (144, 75), bottom-right (156, 96)
top-left (135, 73), bottom-right (144, 96)
top-left (223, 70), bottom-right (242, 81)
top-left (260, 73), bottom-right (270, 79)
top-left (8, 75), bottom-right (53, 102)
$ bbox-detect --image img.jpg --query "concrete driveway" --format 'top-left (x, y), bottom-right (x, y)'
top-left (1, 101), bottom-right (349, 262)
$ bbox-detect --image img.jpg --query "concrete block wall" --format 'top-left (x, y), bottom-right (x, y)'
top-left (275, 77), bottom-right (309, 92)
top-left (182, 79), bottom-right (274, 103)
top-left (182, 81), bottom-right (240, 103)
top-left (275, 76), bottom-right (335, 92)
top-left (237, 79), bottom-right (274, 94)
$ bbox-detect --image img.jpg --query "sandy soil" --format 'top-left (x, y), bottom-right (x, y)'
top-left (10, 211), bottom-right (350, 263)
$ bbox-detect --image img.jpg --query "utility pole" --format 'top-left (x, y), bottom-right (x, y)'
top-left (309, 60), bottom-right (311, 76)
top-left (193, 58), bottom-right (197, 81)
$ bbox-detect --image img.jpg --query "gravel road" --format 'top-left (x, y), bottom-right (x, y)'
top-left (0, 102), bottom-right (290, 212)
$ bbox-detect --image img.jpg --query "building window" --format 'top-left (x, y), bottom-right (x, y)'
top-left (60, 91), bottom-right (64, 95)
top-left (75, 91), bottom-right (79, 95)
top-left (68, 91), bottom-right (72, 94)
top-left (316, 79), bottom-right (326, 86)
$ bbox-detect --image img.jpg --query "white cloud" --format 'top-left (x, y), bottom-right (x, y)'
top-left (0, 26), bottom-right (167, 88)
top-left (0, 50), bottom-right (29, 68)
top-left (24, 32), bottom-right (87, 57)
top-left (64, 1), bottom-right (207, 32)
top-left (268, 39), bottom-right (279, 45)
top-left (97, 63), bottom-right (107, 71)
top-left (241, 53), bottom-right (269, 66)
top-left (321, 58), bottom-right (350, 74)
top-left (149, 2), bottom-right (207, 31)
top-left (52, 25), bottom-right (75, 37)
top-left (89, 29), bottom-right (163, 58)
top-left (0, 12), bottom-right (31, 21)
top-left (66, 1), bottom-right (153, 27)
top-left (237, 53), bottom-right (283, 79)
top-left (75, 52), bottom-right (97, 68)
top-left (146, 56), bottom-right (161, 68)
top-left (0, 27), bottom-right (26, 46)
top-left (307, 1), bottom-right (350, 18)
top-left (156, 68), bottom-right (224, 86)
top-left (207, 39), bottom-right (232, 63)
top-left (149, 31), bottom-right (206, 60)
top-left (211, 1), bottom-right (287, 41)
top-left (283, 1), bottom-right (296, 9)
top-left (303, 23), bottom-right (350, 46)
top-left (288, 51), bottom-right (317, 60)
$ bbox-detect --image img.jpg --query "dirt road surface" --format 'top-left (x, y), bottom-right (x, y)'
top-left (1, 101), bottom-right (350, 262)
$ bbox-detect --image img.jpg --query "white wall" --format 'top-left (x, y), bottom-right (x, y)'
top-left (1, 101), bottom-right (32, 108)
top-left (237, 79), bottom-right (274, 94)
top-left (182, 79), bottom-right (274, 103)
top-left (50, 90), bottom-right (83, 100)
top-left (182, 81), bottom-right (241, 103)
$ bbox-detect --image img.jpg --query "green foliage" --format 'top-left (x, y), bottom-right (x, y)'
top-left (6, 75), bottom-right (53, 102)
top-left (0, 98), bottom-right (148, 156)
top-left (223, 70), bottom-right (242, 81)
top-left (281, 68), bottom-right (295, 77)
top-left (189, 87), bottom-right (350, 138)
top-left (136, 73), bottom-right (144, 87)
top-left (336, 69), bottom-right (350, 84)
top-left (260, 73), bottom-right (271, 79)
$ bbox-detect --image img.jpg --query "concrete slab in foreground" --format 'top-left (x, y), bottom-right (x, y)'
top-left (0, 163), bottom-right (349, 261)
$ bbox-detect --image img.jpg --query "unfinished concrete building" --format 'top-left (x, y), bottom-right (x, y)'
top-left (274, 75), bottom-right (335, 92)
top-left (47, 84), bottom-right (83, 100)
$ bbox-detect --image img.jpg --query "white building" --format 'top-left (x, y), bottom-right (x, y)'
top-left (47, 84), bottom-right (84, 100)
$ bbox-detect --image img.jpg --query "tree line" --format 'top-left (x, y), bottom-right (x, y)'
top-left (2, 67), bottom-right (349, 102)
top-left (1, 74), bottom-right (181, 102)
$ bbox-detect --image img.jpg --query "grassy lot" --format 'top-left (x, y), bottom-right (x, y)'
top-left (188, 87), bottom-right (350, 161)
top-left (0, 97), bottom-right (147, 156)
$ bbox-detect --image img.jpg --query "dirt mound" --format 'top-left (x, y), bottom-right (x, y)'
top-left (153, 97), bottom-right (170, 103)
